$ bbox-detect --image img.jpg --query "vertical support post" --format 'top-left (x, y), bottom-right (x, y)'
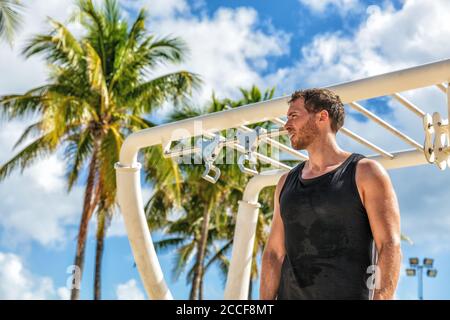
top-left (115, 163), bottom-right (173, 299)
top-left (418, 265), bottom-right (423, 300)
top-left (224, 200), bottom-right (261, 299)
top-left (447, 82), bottom-right (450, 124)
top-left (447, 82), bottom-right (450, 168)
top-left (223, 170), bottom-right (286, 300)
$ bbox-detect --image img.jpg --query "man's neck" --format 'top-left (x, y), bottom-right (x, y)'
top-left (304, 133), bottom-right (351, 173)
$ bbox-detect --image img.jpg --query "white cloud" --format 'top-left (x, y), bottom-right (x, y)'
top-left (121, 0), bottom-right (189, 18)
top-left (116, 279), bottom-right (145, 300)
top-left (0, 0), bottom-right (82, 95)
top-left (104, 212), bottom-right (127, 238)
top-left (298, 0), bottom-right (362, 15)
top-left (279, 0), bottom-right (450, 92)
top-left (0, 120), bottom-right (83, 248)
top-left (57, 286), bottom-right (71, 300)
top-left (147, 6), bottom-right (290, 104)
top-left (0, 251), bottom-right (67, 299)
top-left (390, 165), bottom-right (450, 254)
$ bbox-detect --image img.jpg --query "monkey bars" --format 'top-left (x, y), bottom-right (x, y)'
top-left (115, 59), bottom-right (450, 299)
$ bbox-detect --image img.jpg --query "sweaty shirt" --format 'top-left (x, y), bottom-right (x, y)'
top-left (277, 153), bottom-right (377, 300)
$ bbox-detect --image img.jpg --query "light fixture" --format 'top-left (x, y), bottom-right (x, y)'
top-left (409, 257), bottom-right (419, 266)
top-left (406, 268), bottom-right (416, 276)
top-left (423, 258), bottom-right (434, 267)
top-left (427, 269), bottom-right (438, 278)
top-left (406, 256), bottom-right (437, 299)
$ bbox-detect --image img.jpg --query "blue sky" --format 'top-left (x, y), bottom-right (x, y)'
top-left (1, 0), bottom-right (450, 300)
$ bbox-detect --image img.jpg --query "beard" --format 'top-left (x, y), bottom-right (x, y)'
top-left (290, 116), bottom-right (319, 150)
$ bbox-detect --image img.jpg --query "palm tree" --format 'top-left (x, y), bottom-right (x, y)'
top-left (0, 0), bottom-right (23, 45)
top-left (0, 0), bottom-right (199, 300)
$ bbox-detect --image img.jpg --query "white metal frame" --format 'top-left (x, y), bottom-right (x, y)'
top-left (115, 59), bottom-right (450, 299)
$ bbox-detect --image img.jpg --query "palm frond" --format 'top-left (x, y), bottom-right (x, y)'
top-left (12, 120), bottom-right (44, 150)
top-left (172, 241), bottom-right (196, 281)
top-left (204, 240), bottom-right (233, 271)
top-left (144, 145), bottom-right (182, 206)
top-left (401, 233), bottom-right (414, 245)
top-left (126, 71), bottom-right (201, 114)
top-left (0, 0), bottom-right (23, 45)
top-left (84, 41), bottom-right (109, 111)
top-left (0, 132), bottom-right (58, 182)
top-left (22, 19), bottom-right (83, 67)
top-left (98, 125), bottom-right (122, 205)
top-left (169, 104), bottom-right (202, 121)
top-left (76, 0), bottom-right (108, 75)
top-left (104, 0), bottom-right (120, 26)
top-left (154, 237), bottom-right (186, 254)
top-left (112, 112), bottom-right (155, 132)
top-left (147, 36), bottom-right (187, 66)
top-left (145, 188), bottom-right (175, 230)
top-left (0, 85), bottom-right (50, 121)
top-left (108, 8), bottom-right (146, 90)
top-left (64, 130), bottom-right (94, 191)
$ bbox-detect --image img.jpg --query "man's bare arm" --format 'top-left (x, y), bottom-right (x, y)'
top-left (259, 173), bottom-right (288, 300)
top-left (356, 159), bottom-right (402, 300)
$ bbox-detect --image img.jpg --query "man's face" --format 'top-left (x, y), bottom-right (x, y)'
top-left (284, 98), bottom-right (319, 150)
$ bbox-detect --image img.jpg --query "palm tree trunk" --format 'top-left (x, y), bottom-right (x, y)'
top-left (248, 278), bottom-right (253, 300)
top-left (190, 205), bottom-right (211, 300)
top-left (188, 237), bottom-right (199, 300)
top-left (199, 275), bottom-right (203, 300)
top-left (70, 153), bottom-right (98, 300)
top-left (189, 277), bottom-right (195, 299)
top-left (94, 209), bottom-right (106, 300)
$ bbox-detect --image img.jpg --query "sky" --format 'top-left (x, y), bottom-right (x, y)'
top-left (1, 0), bottom-right (450, 300)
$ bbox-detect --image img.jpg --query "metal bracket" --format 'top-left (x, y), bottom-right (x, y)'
top-left (423, 113), bottom-right (435, 163)
top-left (432, 112), bottom-right (450, 170)
top-left (202, 162), bottom-right (221, 184)
top-left (236, 127), bottom-right (266, 175)
top-left (423, 112), bottom-right (450, 170)
top-left (196, 134), bottom-right (224, 183)
top-left (161, 139), bottom-right (172, 156)
top-left (114, 162), bottom-right (142, 172)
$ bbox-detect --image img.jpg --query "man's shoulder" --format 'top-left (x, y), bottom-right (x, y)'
top-left (355, 157), bottom-right (390, 186)
top-left (276, 171), bottom-right (290, 189)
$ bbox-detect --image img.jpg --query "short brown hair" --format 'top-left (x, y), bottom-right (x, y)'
top-left (288, 88), bottom-right (345, 133)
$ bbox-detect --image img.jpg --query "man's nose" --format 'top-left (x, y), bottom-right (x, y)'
top-left (284, 121), bottom-right (292, 131)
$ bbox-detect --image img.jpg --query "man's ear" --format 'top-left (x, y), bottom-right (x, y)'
top-left (318, 109), bottom-right (329, 122)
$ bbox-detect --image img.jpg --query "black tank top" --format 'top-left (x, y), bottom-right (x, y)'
top-left (277, 153), bottom-right (376, 300)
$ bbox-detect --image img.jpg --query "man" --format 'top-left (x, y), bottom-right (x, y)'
top-left (260, 88), bottom-right (401, 300)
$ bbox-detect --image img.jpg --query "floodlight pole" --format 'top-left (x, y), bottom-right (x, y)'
top-left (417, 265), bottom-right (423, 300)
top-left (407, 257), bottom-right (437, 300)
